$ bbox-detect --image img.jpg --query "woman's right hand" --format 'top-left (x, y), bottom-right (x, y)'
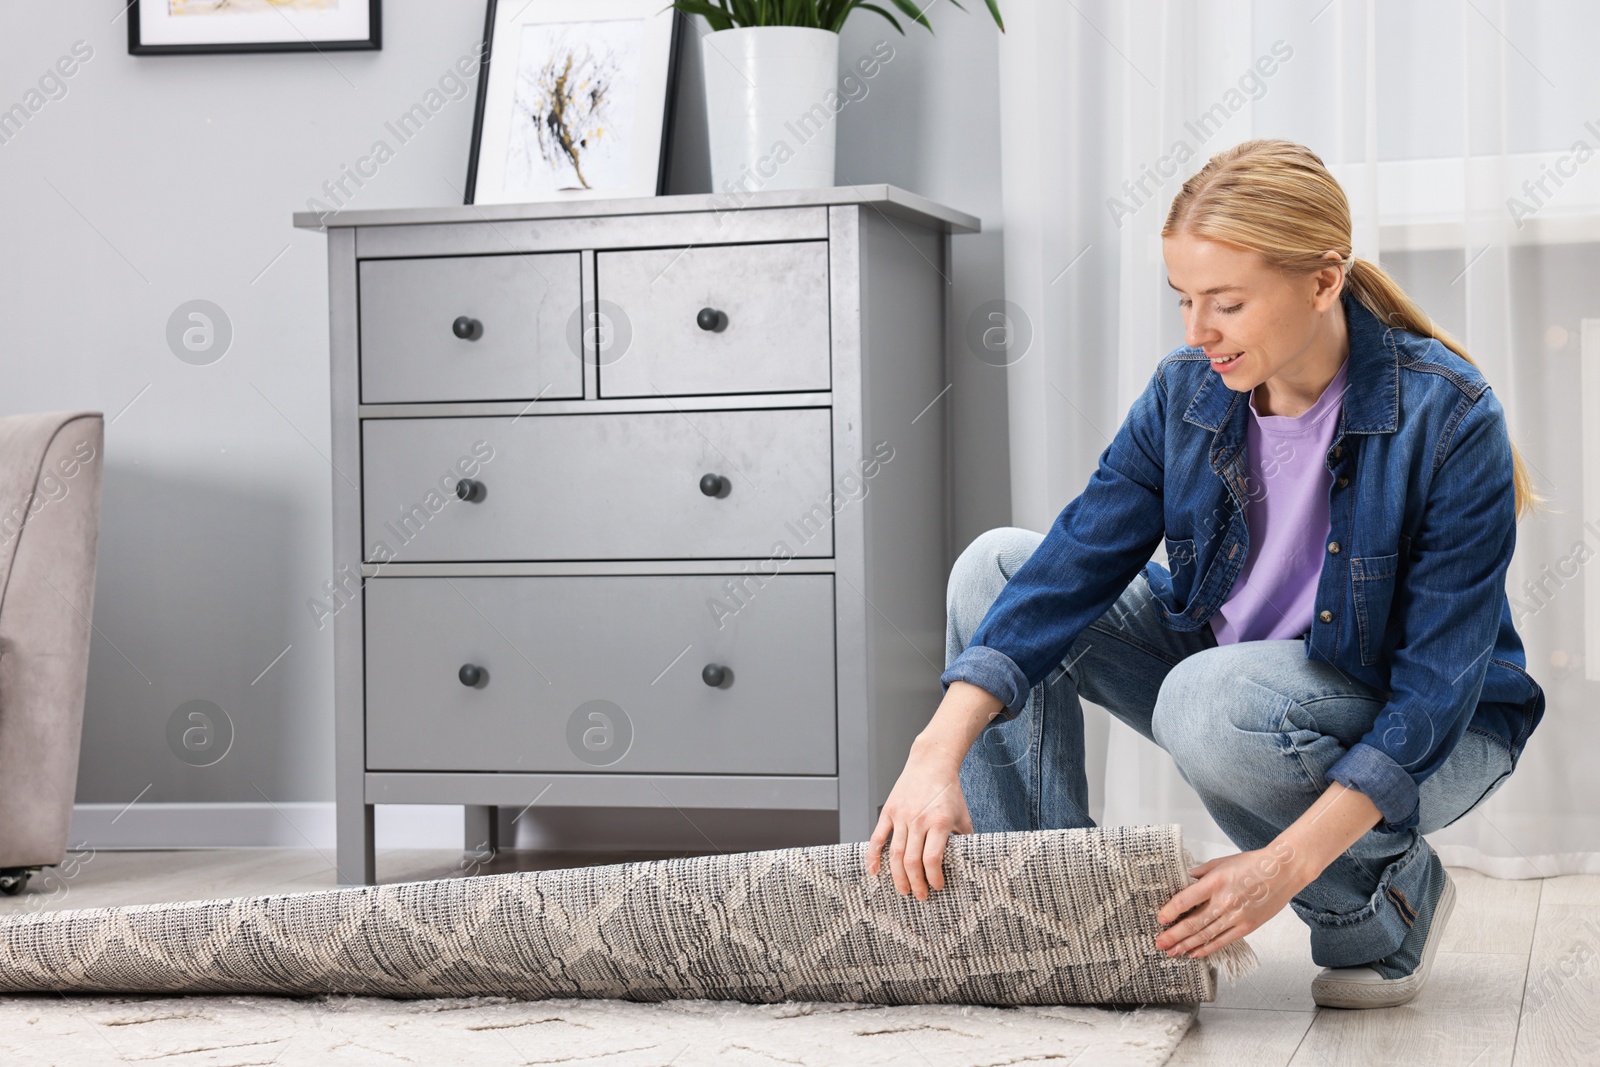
top-left (865, 681), bottom-right (1003, 900)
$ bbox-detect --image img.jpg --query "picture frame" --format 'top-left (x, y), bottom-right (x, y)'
top-left (128, 0), bottom-right (381, 56)
top-left (465, 0), bottom-right (681, 206)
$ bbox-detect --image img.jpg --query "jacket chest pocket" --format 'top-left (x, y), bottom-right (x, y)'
top-left (1351, 551), bottom-right (1399, 665)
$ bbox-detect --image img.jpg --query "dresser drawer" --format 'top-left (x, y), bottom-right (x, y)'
top-left (361, 408), bottom-right (834, 562)
top-left (358, 253), bottom-right (584, 403)
top-left (364, 575), bottom-right (837, 774)
top-left (595, 242), bottom-right (831, 398)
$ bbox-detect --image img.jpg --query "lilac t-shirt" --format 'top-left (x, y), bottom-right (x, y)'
top-left (1208, 356), bottom-right (1349, 645)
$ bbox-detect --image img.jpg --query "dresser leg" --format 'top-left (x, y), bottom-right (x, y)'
top-left (337, 803), bottom-right (375, 886)
top-left (464, 805), bottom-right (499, 860)
top-left (839, 802), bottom-right (874, 846)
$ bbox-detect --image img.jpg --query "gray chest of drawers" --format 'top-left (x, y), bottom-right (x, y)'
top-left (295, 187), bottom-right (978, 885)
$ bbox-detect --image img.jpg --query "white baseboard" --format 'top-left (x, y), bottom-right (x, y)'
top-left (68, 803), bottom-right (463, 851)
top-left (67, 803), bottom-right (839, 853)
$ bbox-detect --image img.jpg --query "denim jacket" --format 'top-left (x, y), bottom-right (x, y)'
top-left (941, 287), bottom-right (1546, 833)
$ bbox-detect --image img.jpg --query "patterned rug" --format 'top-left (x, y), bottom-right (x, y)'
top-left (0, 825), bottom-right (1252, 1005)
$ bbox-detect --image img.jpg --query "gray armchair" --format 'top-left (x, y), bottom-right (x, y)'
top-left (0, 411), bottom-right (103, 894)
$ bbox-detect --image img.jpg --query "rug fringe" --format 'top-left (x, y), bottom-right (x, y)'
top-left (1208, 935), bottom-right (1259, 982)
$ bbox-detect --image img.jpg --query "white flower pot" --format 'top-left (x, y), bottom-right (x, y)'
top-left (702, 26), bottom-right (840, 194)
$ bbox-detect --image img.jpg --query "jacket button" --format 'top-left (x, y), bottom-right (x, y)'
top-left (1319, 609), bottom-right (1334, 623)
top-left (1331, 445), bottom-right (1343, 459)
top-left (1328, 541), bottom-right (1340, 554)
top-left (1337, 475), bottom-right (1349, 488)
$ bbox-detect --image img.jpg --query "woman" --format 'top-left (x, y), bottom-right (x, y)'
top-left (865, 138), bottom-right (1547, 1010)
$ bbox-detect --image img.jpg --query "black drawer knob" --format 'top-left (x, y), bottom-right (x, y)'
top-left (702, 663), bottom-right (730, 687)
top-left (696, 307), bottom-right (726, 332)
top-left (452, 315), bottom-right (482, 340)
top-left (458, 664), bottom-right (487, 688)
top-left (699, 473), bottom-right (728, 497)
top-left (455, 478), bottom-right (487, 503)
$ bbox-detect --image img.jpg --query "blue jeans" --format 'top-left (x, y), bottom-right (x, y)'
top-left (948, 527), bottom-right (1515, 968)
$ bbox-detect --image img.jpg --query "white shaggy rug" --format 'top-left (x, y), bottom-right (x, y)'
top-left (0, 994), bottom-right (1196, 1065)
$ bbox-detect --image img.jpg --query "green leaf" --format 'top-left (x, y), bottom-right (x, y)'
top-left (851, 2), bottom-right (905, 35)
top-left (794, 0), bottom-right (820, 26)
top-left (885, 0), bottom-right (935, 33)
top-left (665, 0), bottom-right (736, 31)
top-left (985, 0), bottom-right (1005, 31)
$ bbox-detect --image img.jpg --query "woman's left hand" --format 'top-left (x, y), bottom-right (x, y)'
top-left (1154, 841), bottom-right (1310, 959)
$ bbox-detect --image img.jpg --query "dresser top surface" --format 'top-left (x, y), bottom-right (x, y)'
top-left (291, 183), bottom-right (981, 236)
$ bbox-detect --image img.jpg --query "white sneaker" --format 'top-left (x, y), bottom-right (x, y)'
top-left (1311, 870), bottom-right (1456, 1009)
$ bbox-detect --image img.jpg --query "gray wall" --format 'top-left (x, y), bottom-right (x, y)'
top-left (0, 2), bottom-right (1009, 848)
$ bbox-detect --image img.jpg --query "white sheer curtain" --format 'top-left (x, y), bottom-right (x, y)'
top-left (993, 0), bottom-right (1600, 875)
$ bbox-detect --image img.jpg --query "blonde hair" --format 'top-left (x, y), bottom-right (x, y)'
top-left (1161, 138), bottom-right (1543, 521)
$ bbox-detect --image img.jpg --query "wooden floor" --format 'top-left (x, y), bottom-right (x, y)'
top-left (2, 850), bottom-right (1595, 1066)
top-left (1170, 867), bottom-right (1599, 1067)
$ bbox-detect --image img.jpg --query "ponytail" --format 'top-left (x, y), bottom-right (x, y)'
top-left (1343, 256), bottom-right (1544, 520)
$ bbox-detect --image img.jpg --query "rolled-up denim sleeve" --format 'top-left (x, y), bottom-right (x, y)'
top-left (939, 363), bottom-right (1171, 719)
top-left (940, 645), bottom-right (1031, 717)
top-left (1325, 391), bottom-right (1517, 832)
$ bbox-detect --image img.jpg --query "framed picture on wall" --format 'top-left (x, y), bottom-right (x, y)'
top-left (128, 0), bottom-right (381, 56)
top-left (465, 0), bottom-right (681, 205)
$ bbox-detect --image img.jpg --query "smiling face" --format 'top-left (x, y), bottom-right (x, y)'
top-left (1162, 232), bottom-right (1350, 413)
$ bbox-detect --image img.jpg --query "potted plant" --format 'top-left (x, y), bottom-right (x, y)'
top-left (668, 0), bottom-right (1004, 193)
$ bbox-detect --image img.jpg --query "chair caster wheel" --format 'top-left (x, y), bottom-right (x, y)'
top-left (0, 868), bottom-right (36, 896)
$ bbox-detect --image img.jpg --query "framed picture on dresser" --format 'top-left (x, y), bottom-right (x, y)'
top-left (128, 0), bottom-right (381, 55)
top-left (465, 0), bottom-right (682, 205)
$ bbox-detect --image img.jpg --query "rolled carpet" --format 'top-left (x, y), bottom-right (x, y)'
top-left (0, 824), bottom-right (1254, 1004)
